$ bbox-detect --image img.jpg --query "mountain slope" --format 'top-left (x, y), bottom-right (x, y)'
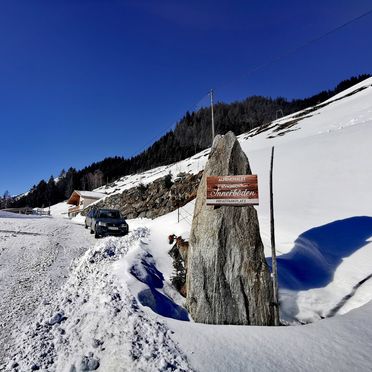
top-left (5, 75), bottom-right (370, 210)
top-left (3, 77), bottom-right (372, 371)
top-left (90, 76), bottom-right (372, 323)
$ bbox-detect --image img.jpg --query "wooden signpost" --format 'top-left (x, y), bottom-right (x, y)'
top-left (206, 175), bottom-right (259, 206)
top-left (270, 146), bottom-right (280, 325)
top-left (206, 163), bottom-right (279, 325)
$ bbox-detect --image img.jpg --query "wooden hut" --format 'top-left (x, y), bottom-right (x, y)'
top-left (67, 190), bottom-right (105, 217)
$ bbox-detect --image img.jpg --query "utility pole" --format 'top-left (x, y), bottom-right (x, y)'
top-left (177, 193), bottom-right (180, 223)
top-left (276, 109), bottom-right (284, 120)
top-left (270, 146), bottom-right (280, 326)
top-left (209, 89), bottom-right (215, 144)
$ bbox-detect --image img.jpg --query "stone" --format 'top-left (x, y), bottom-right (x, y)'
top-left (168, 243), bottom-right (187, 297)
top-left (48, 312), bottom-right (66, 326)
top-left (80, 354), bottom-right (100, 371)
top-left (186, 131), bottom-right (275, 325)
top-left (82, 172), bottom-right (203, 220)
top-left (92, 339), bottom-right (104, 348)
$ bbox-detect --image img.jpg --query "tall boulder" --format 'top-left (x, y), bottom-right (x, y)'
top-left (186, 132), bottom-right (275, 325)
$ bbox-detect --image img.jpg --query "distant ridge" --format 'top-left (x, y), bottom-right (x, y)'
top-left (2, 74), bottom-right (370, 210)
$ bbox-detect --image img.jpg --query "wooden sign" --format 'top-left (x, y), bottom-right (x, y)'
top-left (206, 175), bottom-right (259, 206)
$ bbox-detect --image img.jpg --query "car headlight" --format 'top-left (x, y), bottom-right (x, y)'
top-left (98, 221), bottom-right (107, 226)
top-left (121, 223), bottom-right (127, 228)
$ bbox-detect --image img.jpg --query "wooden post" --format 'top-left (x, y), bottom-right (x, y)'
top-left (210, 89), bottom-right (215, 144)
top-left (270, 146), bottom-right (280, 326)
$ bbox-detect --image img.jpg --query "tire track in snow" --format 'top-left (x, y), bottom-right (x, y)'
top-left (0, 229), bottom-right (49, 236)
top-left (0, 217), bottom-right (94, 368)
top-left (7, 228), bottom-right (192, 372)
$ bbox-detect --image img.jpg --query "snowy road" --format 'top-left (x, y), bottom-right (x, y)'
top-left (0, 213), bottom-right (94, 364)
top-left (0, 214), bottom-right (192, 371)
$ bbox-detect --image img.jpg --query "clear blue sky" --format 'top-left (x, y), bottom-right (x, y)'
top-left (1, 0), bottom-right (371, 195)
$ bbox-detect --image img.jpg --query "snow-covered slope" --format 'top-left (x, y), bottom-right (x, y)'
top-left (3, 77), bottom-right (372, 371)
top-left (241, 78), bottom-right (372, 322)
top-left (88, 76), bottom-right (372, 322)
top-left (0, 212), bottom-right (96, 367)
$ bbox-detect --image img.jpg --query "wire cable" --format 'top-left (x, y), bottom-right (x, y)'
top-left (216, 8), bottom-right (372, 92)
top-left (129, 7), bottom-right (372, 158)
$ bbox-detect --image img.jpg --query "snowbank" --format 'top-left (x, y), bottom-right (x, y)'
top-left (9, 229), bottom-right (192, 371)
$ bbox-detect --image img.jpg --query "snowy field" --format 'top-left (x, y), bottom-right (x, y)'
top-left (0, 212), bottom-right (95, 368)
top-left (1, 77), bottom-right (372, 371)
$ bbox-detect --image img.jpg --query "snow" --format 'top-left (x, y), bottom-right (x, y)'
top-left (92, 149), bottom-right (209, 203)
top-left (4, 228), bottom-right (192, 371)
top-left (1, 77), bottom-right (372, 371)
top-left (47, 201), bottom-right (70, 218)
top-left (322, 77), bottom-right (372, 103)
top-left (75, 190), bottom-right (106, 199)
top-left (0, 212), bottom-right (95, 366)
top-left (167, 302), bottom-right (372, 372)
top-left (0, 210), bottom-right (37, 218)
top-left (70, 213), bottom-right (86, 226)
top-left (238, 79), bottom-right (372, 323)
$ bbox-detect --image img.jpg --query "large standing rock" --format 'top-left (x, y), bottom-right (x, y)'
top-left (186, 132), bottom-right (275, 325)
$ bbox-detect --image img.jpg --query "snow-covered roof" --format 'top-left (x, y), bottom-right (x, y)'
top-left (75, 190), bottom-right (105, 199)
top-left (67, 190), bottom-right (105, 205)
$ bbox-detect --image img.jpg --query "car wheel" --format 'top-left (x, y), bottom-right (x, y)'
top-left (95, 230), bottom-right (100, 239)
top-left (85, 223), bottom-right (88, 229)
top-left (90, 227), bottom-right (94, 234)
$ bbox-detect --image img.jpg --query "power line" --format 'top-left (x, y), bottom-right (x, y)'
top-left (128, 7), bottom-right (372, 159)
top-left (180, 205), bottom-right (194, 218)
top-left (178, 212), bottom-right (192, 225)
top-left (216, 8), bottom-right (372, 92)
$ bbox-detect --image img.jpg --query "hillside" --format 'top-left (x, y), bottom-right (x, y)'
top-left (3, 74), bottom-right (370, 210)
top-left (1, 76), bottom-right (372, 371)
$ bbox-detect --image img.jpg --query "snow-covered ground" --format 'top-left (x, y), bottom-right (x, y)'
top-left (90, 149), bottom-right (209, 204)
top-left (48, 202), bottom-right (70, 219)
top-left (0, 212), bottom-right (95, 368)
top-left (1, 77), bottom-right (372, 371)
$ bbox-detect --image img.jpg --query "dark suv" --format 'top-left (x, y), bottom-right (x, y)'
top-left (85, 208), bottom-right (129, 238)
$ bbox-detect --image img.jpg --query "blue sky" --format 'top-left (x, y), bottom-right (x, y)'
top-left (1, 0), bottom-right (371, 195)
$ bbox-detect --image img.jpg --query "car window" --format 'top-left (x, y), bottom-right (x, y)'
top-left (98, 210), bottom-right (120, 219)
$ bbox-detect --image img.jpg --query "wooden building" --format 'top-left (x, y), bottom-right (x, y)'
top-left (67, 190), bottom-right (105, 217)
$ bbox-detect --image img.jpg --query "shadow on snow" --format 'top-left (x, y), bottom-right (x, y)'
top-left (130, 251), bottom-right (189, 321)
top-left (138, 288), bottom-right (189, 321)
top-left (132, 216), bottom-right (372, 322)
top-left (267, 216), bottom-right (372, 291)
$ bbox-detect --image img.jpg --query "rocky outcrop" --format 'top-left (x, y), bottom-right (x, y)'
top-left (83, 171), bottom-right (203, 220)
top-left (186, 132), bottom-right (275, 325)
top-left (168, 243), bottom-right (187, 297)
top-left (168, 236), bottom-right (189, 297)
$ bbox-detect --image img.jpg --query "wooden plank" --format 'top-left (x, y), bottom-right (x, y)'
top-left (207, 175), bottom-right (257, 183)
top-left (206, 175), bottom-right (259, 206)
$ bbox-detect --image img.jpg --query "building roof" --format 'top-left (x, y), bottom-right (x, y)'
top-left (67, 190), bottom-right (105, 205)
top-left (76, 190), bottom-right (106, 199)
